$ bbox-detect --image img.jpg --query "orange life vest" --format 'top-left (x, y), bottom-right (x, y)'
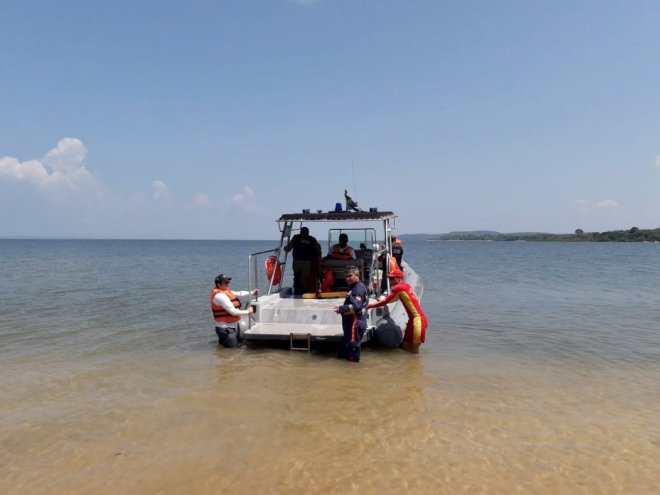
top-left (329, 244), bottom-right (355, 260)
top-left (210, 288), bottom-right (241, 324)
top-left (320, 269), bottom-right (335, 292)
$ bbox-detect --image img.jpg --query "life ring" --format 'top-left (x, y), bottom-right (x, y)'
top-left (389, 256), bottom-right (399, 272)
top-left (265, 255), bottom-right (282, 285)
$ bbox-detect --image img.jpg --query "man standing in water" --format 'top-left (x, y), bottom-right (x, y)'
top-left (367, 269), bottom-right (427, 354)
top-left (335, 265), bottom-right (368, 362)
top-left (210, 274), bottom-right (258, 347)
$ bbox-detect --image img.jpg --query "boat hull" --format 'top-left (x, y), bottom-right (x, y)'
top-left (245, 262), bottom-right (423, 347)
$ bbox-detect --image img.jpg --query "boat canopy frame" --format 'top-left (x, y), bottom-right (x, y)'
top-left (247, 209), bottom-right (398, 295)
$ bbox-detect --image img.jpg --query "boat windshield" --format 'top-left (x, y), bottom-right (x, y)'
top-left (326, 228), bottom-right (376, 256)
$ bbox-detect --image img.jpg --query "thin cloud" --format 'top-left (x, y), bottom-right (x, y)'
top-left (290, 0), bottom-right (322, 5)
top-left (226, 186), bottom-right (256, 210)
top-left (151, 180), bottom-right (170, 200)
top-left (595, 199), bottom-right (620, 209)
top-left (0, 137), bottom-right (94, 193)
top-left (576, 199), bottom-right (620, 209)
top-left (194, 193), bottom-right (210, 207)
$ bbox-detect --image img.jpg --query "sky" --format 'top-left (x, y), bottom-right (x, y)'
top-left (2, 0), bottom-right (660, 239)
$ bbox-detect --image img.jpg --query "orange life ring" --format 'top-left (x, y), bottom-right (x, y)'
top-left (265, 255), bottom-right (282, 285)
top-left (389, 256), bottom-right (399, 272)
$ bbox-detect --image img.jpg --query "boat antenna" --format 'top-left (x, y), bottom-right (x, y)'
top-left (351, 159), bottom-right (358, 203)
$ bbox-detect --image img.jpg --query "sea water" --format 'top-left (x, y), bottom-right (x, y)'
top-left (1, 239), bottom-right (659, 494)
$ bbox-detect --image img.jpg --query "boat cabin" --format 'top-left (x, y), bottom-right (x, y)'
top-left (255, 209), bottom-right (400, 297)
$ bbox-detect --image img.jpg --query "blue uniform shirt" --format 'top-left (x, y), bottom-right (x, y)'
top-left (338, 281), bottom-right (368, 320)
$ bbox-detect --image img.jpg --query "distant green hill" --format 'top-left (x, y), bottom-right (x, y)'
top-left (424, 228), bottom-right (660, 242)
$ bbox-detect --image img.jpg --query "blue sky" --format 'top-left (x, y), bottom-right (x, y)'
top-left (2, 0), bottom-right (659, 239)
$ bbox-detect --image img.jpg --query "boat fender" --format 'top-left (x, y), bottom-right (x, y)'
top-left (237, 319), bottom-right (248, 342)
top-left (372, 321), bottom-right (403, 348)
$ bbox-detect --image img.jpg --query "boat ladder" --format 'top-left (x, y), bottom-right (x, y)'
top-left (289, 333), bottom-right (312, 353)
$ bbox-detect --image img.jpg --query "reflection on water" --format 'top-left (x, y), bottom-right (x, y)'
top-left (2, 347), bottom-right (659, 495)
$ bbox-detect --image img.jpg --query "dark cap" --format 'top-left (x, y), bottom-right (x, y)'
top-left (215, 274), bottom-right (232, 285)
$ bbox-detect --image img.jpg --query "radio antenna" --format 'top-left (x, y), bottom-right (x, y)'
top-left (352, 159), bottom-right (358, 202)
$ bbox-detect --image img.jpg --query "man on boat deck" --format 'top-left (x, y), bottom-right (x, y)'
top-left (210, 274), bottom-right (258, 347)
top-left (367, 269), bottom-right (427, 354)
top-left (284, 226), bottom-right (322, 295)
top-left (335, 265), bottom-right (368, 362)
top-left (328, 233), bottom-right (356, 260)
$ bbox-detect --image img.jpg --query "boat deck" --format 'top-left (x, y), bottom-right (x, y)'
top-left (246, 290), bottom-right (350, 341)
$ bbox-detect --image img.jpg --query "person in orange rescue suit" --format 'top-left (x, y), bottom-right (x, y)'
top-left (210, 274), bottom-right (258, 347)
top-left (328, 233), bottom-right (356, 260)
top-left (367, 269), bottom-right (427, 354)
top-left (284, 226), bottom-right (322, 295)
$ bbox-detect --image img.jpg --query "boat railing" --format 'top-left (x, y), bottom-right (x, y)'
top-left (371, 246), bottom-right (391, 294)
top-left (247, 247), bottom-right (285, 299)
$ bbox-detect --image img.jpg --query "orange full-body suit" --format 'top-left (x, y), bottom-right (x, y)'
top-left (369, 281), bottom-right (427, 352)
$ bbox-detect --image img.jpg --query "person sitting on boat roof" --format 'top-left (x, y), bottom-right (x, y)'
top-left (367, 269), bottom-right (427, 354)
top-left (284, 226), bottom-right (322, 295)
top-left (211, 274), bottom-right (258, 348)
top-left (328, 233), bottom-right (356, 260)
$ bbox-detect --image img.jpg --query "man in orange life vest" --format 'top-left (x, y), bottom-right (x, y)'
top-left (367, 269), bottom-right (427, 354)
top-left (210, 274), bottom-right (258, 347)
top-left (328, 233), bottom-right (356, 260)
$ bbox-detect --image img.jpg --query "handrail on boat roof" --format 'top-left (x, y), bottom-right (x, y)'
top-left (278, 210), bottom-right (396, 223)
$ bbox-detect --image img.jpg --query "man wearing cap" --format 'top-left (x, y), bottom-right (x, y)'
top-left (210, 274), bottom-right (258, 347)
top-left (367, 269), bottom-right (427, 354)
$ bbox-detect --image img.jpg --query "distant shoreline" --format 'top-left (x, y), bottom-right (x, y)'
top-left (3, 227), bottom-right (660, 243)
top-left (415, 227), bottom-right (660, 243)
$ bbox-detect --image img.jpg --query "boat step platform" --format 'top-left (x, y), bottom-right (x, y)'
top-left (244, 322), bottom-right (343, 342)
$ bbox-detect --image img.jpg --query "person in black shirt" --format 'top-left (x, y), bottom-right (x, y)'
top-left (284, 226), bottom-right (321, 295)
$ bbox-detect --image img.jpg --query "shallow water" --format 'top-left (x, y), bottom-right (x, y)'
top-left (1, 239), bottom-right (659, 494)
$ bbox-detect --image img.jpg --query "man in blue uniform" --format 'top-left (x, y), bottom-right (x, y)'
top-left (335, 265), bottom-right (369, 362)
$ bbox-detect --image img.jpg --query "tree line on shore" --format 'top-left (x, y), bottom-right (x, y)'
top-left (428, 227), bottom-right (660, 242)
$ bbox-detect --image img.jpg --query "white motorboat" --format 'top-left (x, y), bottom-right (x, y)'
top-left (244, 206), bottom-right (423, 351)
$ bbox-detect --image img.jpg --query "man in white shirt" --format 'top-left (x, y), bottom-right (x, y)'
top-left (210, 274), bottom-right (258, 347)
